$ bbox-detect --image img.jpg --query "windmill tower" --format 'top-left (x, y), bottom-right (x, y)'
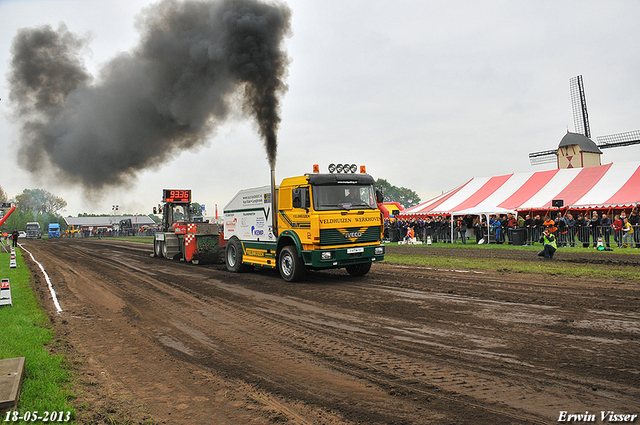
top-left (529, 75), bottom-right (640, 168)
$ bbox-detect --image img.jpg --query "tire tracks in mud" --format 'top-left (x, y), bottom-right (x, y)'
top-left (92, 245), bottom-right (543, 423)
top-left (21, 239), bottom-right (640, 424)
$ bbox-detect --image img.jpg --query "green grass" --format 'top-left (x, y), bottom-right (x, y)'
top-left (384, 242), bottom-right (640, 281)
top-left (0, 248), bottom-right (76, 422)
top-left (116, 236), bottom-right (153, 244)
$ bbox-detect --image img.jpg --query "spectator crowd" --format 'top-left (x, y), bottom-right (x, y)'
top-left (384, 208), bottom-right (640, 249)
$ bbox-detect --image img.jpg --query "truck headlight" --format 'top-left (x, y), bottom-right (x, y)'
top-left (375, 246), bottom-right (385, 255)
top-left (321, 251), bottom-right (333, 260)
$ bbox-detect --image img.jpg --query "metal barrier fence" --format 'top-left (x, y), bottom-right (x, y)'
top-left (387, 226), bottom-right (456, 243)
top-left (540, 224), bottom-right (640, 248)
top-left (387, 225), bottom-right (503, 244)
top-left (492, 224), bottom-right (640, 247)
top-left (386, 224), bottom-right (640, 247)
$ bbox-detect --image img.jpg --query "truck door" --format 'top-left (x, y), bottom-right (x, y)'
top-left (290, 186), bottom-right (312, 245)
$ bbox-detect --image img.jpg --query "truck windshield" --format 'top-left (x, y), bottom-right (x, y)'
top-left (26, 224), bottom-right (39, 230)
top-left (312, 185), bottom-right (377, 211)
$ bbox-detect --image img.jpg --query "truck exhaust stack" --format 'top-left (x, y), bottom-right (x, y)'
top-left (271, 168), bottom-right (278, 237)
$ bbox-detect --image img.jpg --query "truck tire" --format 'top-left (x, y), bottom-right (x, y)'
top-left (226, 237), bottom-right (250, 273)
top-left (346, 262), bottom-right (372, 277)
top-left (154, 240), bottom-right (164, 258)
top-left (278, 245), bottom-right (306, 282)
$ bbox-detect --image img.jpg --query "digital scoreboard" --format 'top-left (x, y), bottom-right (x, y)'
top-left (163, 189), bottom-right (191, 203)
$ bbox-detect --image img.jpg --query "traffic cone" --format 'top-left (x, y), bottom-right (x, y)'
top-left (427, 235), bottom-right (432, 246)
top-left (597, 237), bottom-right (604, 251)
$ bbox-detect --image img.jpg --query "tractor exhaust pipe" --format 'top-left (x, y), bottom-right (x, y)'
top-left (271, 168), bottom-right (278, 237)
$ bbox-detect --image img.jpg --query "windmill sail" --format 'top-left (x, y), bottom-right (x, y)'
top-left (528, 149), bottom-right (557, 165)
top-left (570, 75), bottom-right (590, 138)
top-left (596, 130), bottom-right (640, 149)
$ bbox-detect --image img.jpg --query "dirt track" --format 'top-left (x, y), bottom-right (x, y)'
top-left (19, 239), bottom-right (640, 424)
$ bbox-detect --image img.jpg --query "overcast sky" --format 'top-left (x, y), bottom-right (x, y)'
top-left (1, 0), bottom-right (639, 216)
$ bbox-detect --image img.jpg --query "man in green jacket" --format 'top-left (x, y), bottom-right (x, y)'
top-left (537, 228), bottom-right (557, 259)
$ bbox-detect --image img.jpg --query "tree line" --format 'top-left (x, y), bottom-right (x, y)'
top-left (375, 179), bottom-right (421, 208)
top-left (1, 178), bottom-right (420, 234)
top-left (1, 187), bottom-right (68, 233)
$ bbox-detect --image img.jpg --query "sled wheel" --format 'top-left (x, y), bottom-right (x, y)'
top-left (154, 239), bottom-right (164, 258)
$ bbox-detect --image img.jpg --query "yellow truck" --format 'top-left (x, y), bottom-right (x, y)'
top-left (63, 224), bottom-right (81, 238)
top-left (223, 165), bottom-right (385, 281)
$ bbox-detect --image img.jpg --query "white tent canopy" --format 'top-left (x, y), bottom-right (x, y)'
top-left (449, 204), bottom-right (517, 244)
top-left (451, 204), bottom-right (515, 217)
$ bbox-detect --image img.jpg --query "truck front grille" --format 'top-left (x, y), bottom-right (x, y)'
top-left (319, 226), bottom-right (381, 246)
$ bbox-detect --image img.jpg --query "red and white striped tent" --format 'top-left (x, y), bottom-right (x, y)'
top-left (400, 161), bottom-right (640, 217)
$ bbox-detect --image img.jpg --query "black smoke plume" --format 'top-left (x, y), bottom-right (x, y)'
top-left (8, 0), bottom-right (291, 190)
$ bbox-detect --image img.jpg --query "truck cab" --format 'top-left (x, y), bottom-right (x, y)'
top-left (25, 222), bottom-right (42, 239)
top-left (48, 223), bottom-right (61, 238)
top-left (277, 172), bottom-right (385, 278)
top-left (224, 167), bottom-right (385, 281)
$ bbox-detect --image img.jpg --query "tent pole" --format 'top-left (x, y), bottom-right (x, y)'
top-left (451, 213), bottom-right (454, 244)
top-left (486, 213), bottom-right (490, 244)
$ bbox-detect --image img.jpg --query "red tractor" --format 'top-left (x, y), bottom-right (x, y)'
top-left (152, 190), bottom-right (223, 264)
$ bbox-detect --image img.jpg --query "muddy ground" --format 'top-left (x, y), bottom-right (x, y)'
top-left (18, 239), bottom-right (640, 424)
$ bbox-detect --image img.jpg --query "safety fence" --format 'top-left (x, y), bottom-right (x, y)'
top-left (535, 225), bottom-right (640, 248)
top-left (386, 224), bottom-right (640, 247)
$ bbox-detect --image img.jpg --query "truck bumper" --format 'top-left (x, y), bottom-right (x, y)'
top-left (302, 245), bottom-right (385, 269)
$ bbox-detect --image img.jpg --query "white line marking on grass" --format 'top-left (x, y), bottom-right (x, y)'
top-left (19, 244), bottom-right (63, 313)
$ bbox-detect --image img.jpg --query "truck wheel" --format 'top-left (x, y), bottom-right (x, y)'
top-left (226, 238), bottom-right (249, 272)
top-left (278, 246), bottom-right (305, 282)
top-left (346, 262), bottom-right (372, 277)
top-left (154, 240), bottom-right (164, 258)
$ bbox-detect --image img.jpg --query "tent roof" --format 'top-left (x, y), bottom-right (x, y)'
top-left (400, 161), bottom-right (640, 216)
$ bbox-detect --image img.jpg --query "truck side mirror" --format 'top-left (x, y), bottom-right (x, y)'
top-left (304, 188), bottom-right (310, 209)
top-left (376, 189), bottom-right (384, 204)
top-left (292, 188), bottom-right (301, 208)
